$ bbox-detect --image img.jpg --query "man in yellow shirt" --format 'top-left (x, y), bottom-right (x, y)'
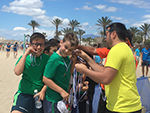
top-left (75, 22), bottom-right (142, 113)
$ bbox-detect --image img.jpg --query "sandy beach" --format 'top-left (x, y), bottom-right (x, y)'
top-left (0, 49), bottom-right (149, 113)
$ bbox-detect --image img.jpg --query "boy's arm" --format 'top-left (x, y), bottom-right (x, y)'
top-left (14, 53), bottom-right (28, 75)
top-left (14, 46), bottom-right (37, 75)
top-left (70, 55), bottom-right (77, 75)
top-left (43, 76), bottom-right (69, 101)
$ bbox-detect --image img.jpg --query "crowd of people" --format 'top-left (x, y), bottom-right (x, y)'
top-left (10, 22), bottom-right (150, 113)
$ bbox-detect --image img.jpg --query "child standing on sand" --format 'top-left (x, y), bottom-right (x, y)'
top-left (6, 42), bottom-right (11, 58)
top-left (11, 32), bottom-right (49, 113)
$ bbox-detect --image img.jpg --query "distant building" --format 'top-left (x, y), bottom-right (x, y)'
top-left (94, 37), bottom-right (103, 44)
top-left (0, 37), bottom-right (5, 40)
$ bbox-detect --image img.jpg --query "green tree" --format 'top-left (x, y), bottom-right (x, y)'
top-left (77, 29), bottom-right (85, 45)
top-left (81, 38), bottom-right (86, 42)
top-left (129, 27), bottom-right (139, 43)
top-left (136, 30), bottom-right (144, 43)
top-left (139, 23), bottom-right (150, 43)
top-left (51, 18), bottom-right (63, 39)
top-left (28, 20), bottom-right (40, 33)
top-left (54, 31), bottom-right (62, 40)
top-left (42, 32), bottom-right (47, 38)
top-left (86, 37), bottom-right (92, 46)
top-left (96, 16), bottom-right (113, 37)
top-left (61, 27), bottom-right (72, 35)
top-left (68, 20), bottom-right (80, 32)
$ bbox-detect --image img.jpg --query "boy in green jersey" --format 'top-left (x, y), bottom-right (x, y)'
top-left (11, 32), bottom-right (49, 113)
top-left (43, 32), bottom-right (79, 113)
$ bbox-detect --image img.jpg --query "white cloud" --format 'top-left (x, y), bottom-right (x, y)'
top-left (85, 3), bottom-right (91, 5)
top-left (111, 16), bottom-right (122, 20)
top-left (13, 27), bottom-right (27, 31)
top-left (94, 4), bottom-right (117, 12)
top-left (9, 0), bottom-right (43, 8)
top-left (82, 22), bottom-right (89, 26)
top-left (1, 0), bottom-right (46, 16)
top-left (95, 4), bottom-right (106, 10)
top-left (81, 5), bottom-right (92, 10)
top-left (1, 0), bottom-right (71, 30)
top-left (121, 19), bottom-right (130, 24)
top-left (131, 19), bottom-right (150, 27)
top-left (104, 7), bottom-right (117, 12)
top-left (74, 7), bottom-right (80, 10)
top-left (142, 15), bottom-right (150, 19)
top-left (109, 0), bottom-right (150, 9)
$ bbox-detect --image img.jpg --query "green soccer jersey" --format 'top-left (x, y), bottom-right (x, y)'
top-left (44, 52), bottom-right (71, 103)
top-left (16, 53), bottom-right (49, 95)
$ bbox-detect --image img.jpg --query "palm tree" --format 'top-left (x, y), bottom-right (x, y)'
top-left (96, 16), bottom-right (113, 36)
top-left (54, 31), bottom-right (62, 40)
top-left (139, 23), bottom-right (150, 43)
top-left (28, 20), bottom-right (40, 33)
top-left (129, 27), bottom-right (139, 43)
top-left (136, 30), bottom-right (144, 43)
top-left (68, 20), bottom-right (80, 32)
top-left (85, 37), bottom-right (92, 45)
top-left (51, 18), bottom-right (63, 39)
top-left (77, 29), bottom-right (86, 45)
top-left (42, 32), bottom-right (47, 38)
top-left (61, 27), bottom-right (72, 35)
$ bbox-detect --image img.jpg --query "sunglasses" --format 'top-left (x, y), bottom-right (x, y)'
top-left (104, 29), bottom-right (114, 36)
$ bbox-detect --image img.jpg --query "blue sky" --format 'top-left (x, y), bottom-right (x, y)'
top-left (0, 0), bottom-right (150, 41)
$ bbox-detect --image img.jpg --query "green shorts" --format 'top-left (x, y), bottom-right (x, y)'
top-left (11, 92), bottom-right (44, 113)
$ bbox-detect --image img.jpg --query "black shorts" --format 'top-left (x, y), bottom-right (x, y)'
top-left (11, 92), bottom-right (44, 113)
top-left (142, 60), bottom-right (149, 67)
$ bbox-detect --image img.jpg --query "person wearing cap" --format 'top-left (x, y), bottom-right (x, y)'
top-left (141, 43), bottom-right (150, 77)
top-left (75, 22), bottom-right (142, 113)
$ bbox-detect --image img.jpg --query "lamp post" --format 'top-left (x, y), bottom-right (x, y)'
top-left (23, 34), bottom-right (26, 54)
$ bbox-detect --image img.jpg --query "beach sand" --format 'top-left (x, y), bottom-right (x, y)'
top-left (0, 49), bottom-right (149, 112)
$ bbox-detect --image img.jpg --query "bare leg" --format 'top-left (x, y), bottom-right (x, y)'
top-left (142, 66), bottom-right (144, 77)
top-left (146, 66), bottom-right (149, 76)
top-left (11, 110), bottom-right (23, 113)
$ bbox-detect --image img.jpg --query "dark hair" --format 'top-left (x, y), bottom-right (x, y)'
top-left (30, 32), bottom-right (45, 43)
top-left (126, 29), bottom-right (133, 46)
top-left (93, 44), bottom-right (97, 47)
top-left (43, 39), bottom-right (60, 53)
top-left (63, 32), bottom-right (79, 47)
top-left (48, 38), bottom-right (60, 44)
top-left (97, 43), bottom-right (101, 48)
top-left (106, 22), bottom-right (127, 41)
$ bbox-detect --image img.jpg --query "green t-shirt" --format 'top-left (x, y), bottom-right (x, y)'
top-left (16, 53), bottom-right (49, 95)
top-left (44, 52), bottom-right (71, 102)
top-left (105, 42), bottom-right (142, 112)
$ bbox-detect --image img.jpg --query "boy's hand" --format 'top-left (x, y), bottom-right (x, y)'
top-left (25, 46), bottom-right (38, 56)
top-left (83, 81), bottom-right (89, 86)
top-left (60, 90), bottom-right (69, 102)
top-left (33, 91), bottom-right (45, 101)
top-left (70, 54), bottom-right (77, 63)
